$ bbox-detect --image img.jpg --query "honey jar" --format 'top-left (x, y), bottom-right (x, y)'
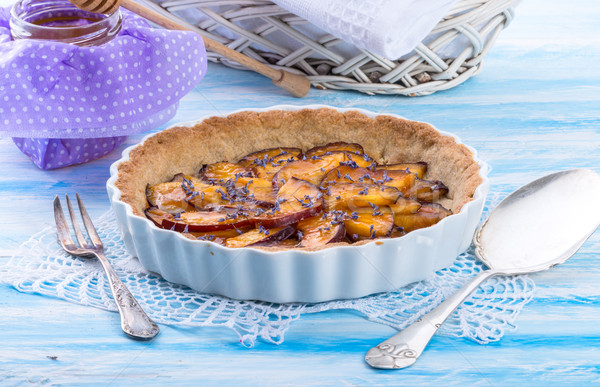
top-left (8, 0), bottom-right (125, 169)
top-left (10, 0), bottom-right (122, 46)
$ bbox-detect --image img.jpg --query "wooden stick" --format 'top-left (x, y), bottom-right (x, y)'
top-left (69, 0), bottom-right (311, 97)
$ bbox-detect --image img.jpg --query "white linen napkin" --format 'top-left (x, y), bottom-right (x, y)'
top-left (272, 0), bottom-right (460, 60)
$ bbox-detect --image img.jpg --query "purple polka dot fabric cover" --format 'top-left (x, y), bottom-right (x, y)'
top-left (0, 7), bottom-right (207, 169)
top-left (12, 136), bottom-right (128, 169)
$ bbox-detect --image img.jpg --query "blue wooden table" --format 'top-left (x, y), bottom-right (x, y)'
top-left (1, 0), bottom-right (599, 385)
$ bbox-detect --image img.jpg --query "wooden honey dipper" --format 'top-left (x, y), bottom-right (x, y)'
top-left (68, 0), bottom-right (311, 97)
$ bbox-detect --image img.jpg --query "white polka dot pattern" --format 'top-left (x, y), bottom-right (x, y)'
top-left (0, 9), bottom-right (206, 138)
top-left (13, 136), bottom-right (127, 169)
top-left (0, 8), bottom-right (207, 169)
top-left (11, 103), bottom-right (178, 169)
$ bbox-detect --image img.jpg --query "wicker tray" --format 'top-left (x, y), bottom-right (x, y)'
top-left (149, 0), bottom-right (520, 95)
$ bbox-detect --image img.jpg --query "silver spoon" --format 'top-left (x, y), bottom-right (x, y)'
top-left (365, 168), bottom-right (600, 369)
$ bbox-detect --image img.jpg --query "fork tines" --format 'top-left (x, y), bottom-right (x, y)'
top-left (53, 194), bottom-right (102, 254)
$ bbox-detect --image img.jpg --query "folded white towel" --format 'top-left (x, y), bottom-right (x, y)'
top-left (272, 0), bottom-right (459, 60)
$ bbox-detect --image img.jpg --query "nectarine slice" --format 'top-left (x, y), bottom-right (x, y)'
top-left (200, 162), bottom-right (254, 183)
top-left (297, 213), bottom-right (346, 248)
top-left (393, 202), bottom-right (452, 232)
top-left (253, 177), bottom-right (324, 228)
top-left (323, 183), bottom-right (401, 211)
top-left (304, 142), bottom-right (365, 158)
top-left (376, 162), bottom-right (428, 179)
top-left (225, 225), bottom-right (296, 248)
top-left (320, 165), bottom-right (416, 194)
top-left (344, 206), bottom-right (394, 241)
top-left (237, 147), bottom-right (303, 167)
top-left (406, 178), bottom-right (449, 202)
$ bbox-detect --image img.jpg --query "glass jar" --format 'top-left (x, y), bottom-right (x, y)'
top-left (8, 0), bottom-right (125, 169)
top-left (10, 0), bottom-right (122, 47)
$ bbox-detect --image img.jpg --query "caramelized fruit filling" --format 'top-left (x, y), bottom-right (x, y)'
top-left (144, 142), bottom-right (452, 248)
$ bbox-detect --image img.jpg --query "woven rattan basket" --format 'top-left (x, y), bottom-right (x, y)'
top-left (149, 0), bottom-right (520, 95)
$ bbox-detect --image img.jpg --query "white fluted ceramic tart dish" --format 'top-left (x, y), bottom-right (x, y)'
top-left (107, 105), bottom-right (489, 303)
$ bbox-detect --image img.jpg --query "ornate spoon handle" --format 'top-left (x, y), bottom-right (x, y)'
top-left (95, 251), bottom-right (160, 340)
top-left (365, 270), bottom-right (497, 369)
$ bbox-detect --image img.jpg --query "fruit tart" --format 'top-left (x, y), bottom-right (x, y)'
top-left (108, 106), bottom-right (487, 302)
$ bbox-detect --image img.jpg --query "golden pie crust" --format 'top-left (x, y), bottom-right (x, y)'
top-left (115, 108), bottom-right (482, 248)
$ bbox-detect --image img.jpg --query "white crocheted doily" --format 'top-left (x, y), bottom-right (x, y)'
top-left (1, 194), bottom-right (534, 347)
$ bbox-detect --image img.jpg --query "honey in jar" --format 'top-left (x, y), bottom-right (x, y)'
top-left (10, 0), bottom-right (121, 46)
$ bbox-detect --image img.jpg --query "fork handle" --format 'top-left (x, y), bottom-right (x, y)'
top-left (94, 251), bottom-right (160, 340)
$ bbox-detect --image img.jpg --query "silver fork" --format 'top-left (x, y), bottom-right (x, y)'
top-left (53, 194), bottom-right (159, 340)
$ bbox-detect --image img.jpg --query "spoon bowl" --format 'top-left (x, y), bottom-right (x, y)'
top-left (475, 168), bottom-right (600, 274)
top-left (366, 169), bottom-right (600, 369)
